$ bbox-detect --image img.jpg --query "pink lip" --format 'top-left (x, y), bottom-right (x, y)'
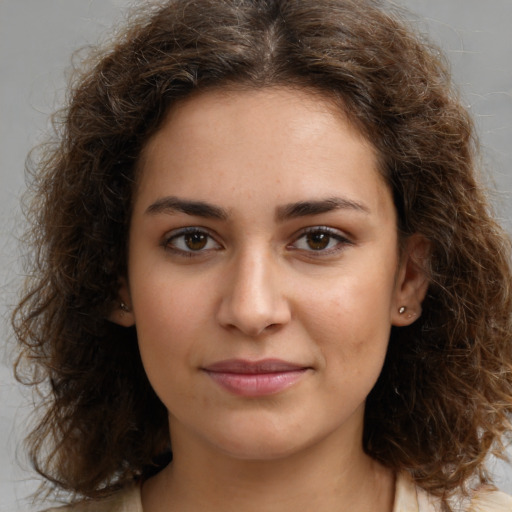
top-left (202, 359), bottom-right (310, 397)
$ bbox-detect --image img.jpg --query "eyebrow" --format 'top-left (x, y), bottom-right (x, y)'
top-left (145, 195), bottom-right (369, 221)
top-left (276, 197), bottom-right (370, 221)
top-left (145, 196), bottom-right (229, 220)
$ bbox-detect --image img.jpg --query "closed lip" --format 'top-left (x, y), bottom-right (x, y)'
top-left (202, 358), bottom-right (309, 374)
top-left (201, 359), bottom-right (311, 397)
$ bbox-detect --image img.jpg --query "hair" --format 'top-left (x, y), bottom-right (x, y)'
top-left (13, 0), bottom-right (512, 506)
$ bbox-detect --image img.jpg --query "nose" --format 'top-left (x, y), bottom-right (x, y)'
top-left (216, 249), bottom-right (291, 337)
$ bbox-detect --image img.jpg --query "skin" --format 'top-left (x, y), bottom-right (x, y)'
top-left (114, 87), bottom-right (429, 512)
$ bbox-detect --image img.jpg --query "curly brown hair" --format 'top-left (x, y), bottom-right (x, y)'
top-left (13, 0), bottom-right (512, 505)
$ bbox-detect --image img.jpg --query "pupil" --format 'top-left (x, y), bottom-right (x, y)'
top-left (185, 233), bottom-right (207, 250)
top-left (307, 232), bottom-right (329, 250)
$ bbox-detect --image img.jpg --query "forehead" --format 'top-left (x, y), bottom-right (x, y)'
top-left (135, 87), bottom-right (392, 220)
top-left (138, 85), bottom-right (373, 170)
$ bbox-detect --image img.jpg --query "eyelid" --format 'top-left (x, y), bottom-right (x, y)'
top-left (161, 226), bottom-right (222, 256)
top-left (160, 225), bottom-right (353, 258)
top-left (288, 226), bottom-right (354, 254)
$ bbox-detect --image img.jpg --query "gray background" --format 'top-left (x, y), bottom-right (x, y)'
top-left (1, 1), bottom-right (511, 510)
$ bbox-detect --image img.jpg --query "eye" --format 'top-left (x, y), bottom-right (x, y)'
top-left (290, 227), bottom-right (352, 253)
top-left (163, 228), bottom-right (221, 255)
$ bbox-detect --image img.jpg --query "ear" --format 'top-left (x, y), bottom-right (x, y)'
top-left (391, 234), bottom-right (430, 327)
top-left (109, 278), bottom-right (136, 327)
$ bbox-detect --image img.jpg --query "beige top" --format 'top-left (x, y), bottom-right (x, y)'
top-left (47, 473), bottom-right (512, 512)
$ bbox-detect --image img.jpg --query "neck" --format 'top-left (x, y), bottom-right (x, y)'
top-left (142, 427), bottom-right (395, 512)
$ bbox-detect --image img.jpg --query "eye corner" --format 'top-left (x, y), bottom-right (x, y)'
top-left (288, 226), bottom-right (354, 256)
top-left (161, 226), bottom-right (223, 257)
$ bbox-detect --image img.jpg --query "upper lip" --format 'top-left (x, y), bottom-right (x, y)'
top-left (202, 359), bottom-right (308, 374)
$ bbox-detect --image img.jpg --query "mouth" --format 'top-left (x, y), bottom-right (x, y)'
top-left (201, 359), bottom-right (310, 397)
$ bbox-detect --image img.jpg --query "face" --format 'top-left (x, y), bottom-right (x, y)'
top-left (119, 87), bottom-right (425, 462)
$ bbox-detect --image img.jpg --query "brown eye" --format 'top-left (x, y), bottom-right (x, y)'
top-left (290, 227), bottom-right (352, 254)
top-left (184, 232), bottom-right (208, 251)
top-left (164, 228), bottom-right (221, 254)
top-left (305, 232), bottom-right (330, 250)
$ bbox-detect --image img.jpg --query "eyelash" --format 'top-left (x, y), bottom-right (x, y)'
top-left (161, 227), bottom-right (221, 257)
top-left (289, 226), bottom-right (353, 255)
top-left (161, 226), bottom-right (353, 257)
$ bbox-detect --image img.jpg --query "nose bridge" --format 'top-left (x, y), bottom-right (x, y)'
top-left (217, 243), bottom-right (289, 336)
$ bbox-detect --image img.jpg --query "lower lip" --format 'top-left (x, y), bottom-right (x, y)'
top-left (204, 370), bottom-right (308, 397)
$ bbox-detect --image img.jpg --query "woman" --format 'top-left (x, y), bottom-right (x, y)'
top-left (13, 0), bottom-right (512, 511)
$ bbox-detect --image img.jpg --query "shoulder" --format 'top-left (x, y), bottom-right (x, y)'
top-left (466, 486), bottom-right (512, 512)
top-left (395, 473), bottom-right (512, 512)
top-left (44, 484), bottom-right (142, 512)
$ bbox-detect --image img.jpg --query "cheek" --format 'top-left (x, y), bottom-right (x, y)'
top-left (296, 266), bottom-right (396, 373)
top-left (132, 266), bottom-right (209, 334)
top-left (130, 275), bottom-right (208, 383)
top-left (300, 271), bottom-right (396, 334)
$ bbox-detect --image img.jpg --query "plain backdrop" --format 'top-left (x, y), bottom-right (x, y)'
top-left (1, 1), bottom-right (511, 510)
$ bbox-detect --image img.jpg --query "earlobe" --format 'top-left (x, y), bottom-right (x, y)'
top-left (108, 279), bottom-right (136, 327)
top-left (391, 234), bottom-right (430, 327)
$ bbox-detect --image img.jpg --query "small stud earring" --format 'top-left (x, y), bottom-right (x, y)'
top-left (398, 306), bottom-right (406, 315)
top-left (120, 302), bottom-right (130, 313)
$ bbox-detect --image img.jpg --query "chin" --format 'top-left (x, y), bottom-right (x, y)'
top-left (203, 416), bottom-right (321, 462)
top-left (216, 436), bottom-right (307, 462)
